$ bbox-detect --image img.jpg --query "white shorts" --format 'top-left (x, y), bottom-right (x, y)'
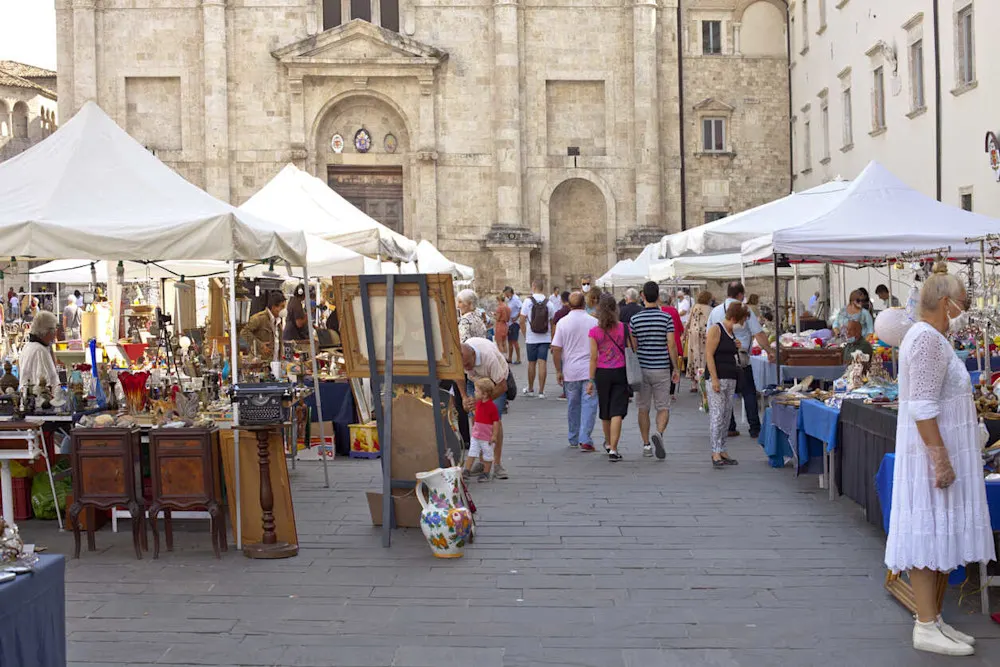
top-left (469, 437), bottom-right (495, 462)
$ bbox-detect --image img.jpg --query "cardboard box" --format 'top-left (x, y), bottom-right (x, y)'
top-left (366, 490), bottom-right (422, 528)
top-left (349, 422), bottom-right (379, 459)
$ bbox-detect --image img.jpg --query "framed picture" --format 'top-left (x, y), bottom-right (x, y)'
top-left (332, 274), bottom-right (463, 380)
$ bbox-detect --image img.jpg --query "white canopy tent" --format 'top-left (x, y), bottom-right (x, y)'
top-left (360, 240), bottom-right (475, 281)
top-left (595, 243), bottom-right (667, 287)
top-left (0, 102), bottom-right (338, 531)
top-left (659, 179), bottom-right (850, 258)
top-left (649, 253), bottom-right (825, 282)
top-left (241, 163), bottom-right (419, 263)
top-left (742, 161), bottom-right (1000, 261)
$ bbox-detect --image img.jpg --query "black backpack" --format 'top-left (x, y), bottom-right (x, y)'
top-left (527, 297), bottom-right (549, 334)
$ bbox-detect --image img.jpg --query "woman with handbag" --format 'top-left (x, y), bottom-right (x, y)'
top-left (704, 301), bottom-right (749, 467)
top-left (588, 293), bottom-right (631, 462)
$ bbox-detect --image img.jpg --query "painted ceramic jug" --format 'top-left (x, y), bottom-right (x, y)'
top-left (416, 466), bottom-right (472, 558)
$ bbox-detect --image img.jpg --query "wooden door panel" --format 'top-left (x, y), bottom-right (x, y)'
top-left (79, 457), bottom-right (127, 496)
top-left (159, 457), bottom-right (206, 497)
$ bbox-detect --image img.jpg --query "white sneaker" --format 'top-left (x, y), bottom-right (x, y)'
top-left (642, 444), bottom-right (654, 457)
top-left (938, 615), bottom-right (975, 646)
top-left (912, 620), bottom-right (974, 656)
top-left (522, 387), bottom-right (534, 397)
top-left (537, 392), bottom-right (546, 400)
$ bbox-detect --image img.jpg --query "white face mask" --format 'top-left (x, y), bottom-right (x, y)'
top-left (582, 284), bottom-right (591, 293)
top-left (279, 308), bottom-right (288, 320)
top-left (947, 298), bottom-right (967, 334)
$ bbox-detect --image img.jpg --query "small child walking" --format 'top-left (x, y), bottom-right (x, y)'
top-left (464, 377), bottom-right (500, 482)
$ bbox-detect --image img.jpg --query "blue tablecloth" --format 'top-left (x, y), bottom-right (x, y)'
top-left (798, 398), bottom-right (841, 454)
top-left (751, 355), bottom-right (776, 392)
top-left (751, 356), bottom-right (847, 391)
top-left (758, 407), bottom-right (794, 468)
top-left (0, 554), bottom-right (66, 667)
top-left (876, 453), bottom-right (1000, 584)
top-left (303, 379), bottom-right (357, 456)
top-left (966, 356), bottom-right (1000, 373)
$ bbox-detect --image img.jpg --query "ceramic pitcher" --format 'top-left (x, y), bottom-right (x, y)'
top-left (415, 467), bottom-right (472, 558)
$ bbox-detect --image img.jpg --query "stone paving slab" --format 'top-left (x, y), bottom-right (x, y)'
top-left (22, 360), bottom-right (1000, 666)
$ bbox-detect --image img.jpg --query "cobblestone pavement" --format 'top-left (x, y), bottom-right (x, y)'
top-left (22, 360), bottom-right (1000, 666)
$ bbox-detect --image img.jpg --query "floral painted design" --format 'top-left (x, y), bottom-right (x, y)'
top-left (429, 534), bottom-right (448, 550)
top-left (428, 489), bottom-right (450, 510)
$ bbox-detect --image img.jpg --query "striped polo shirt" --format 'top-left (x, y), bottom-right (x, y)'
top-left (629, 307), bottom-right (675, 370)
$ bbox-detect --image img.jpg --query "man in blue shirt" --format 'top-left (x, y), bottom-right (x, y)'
top-left (706, 281), bottom-right (774, 438)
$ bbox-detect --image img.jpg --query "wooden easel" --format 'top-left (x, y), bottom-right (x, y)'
top-left (885, 570), bottom-right (948, 614)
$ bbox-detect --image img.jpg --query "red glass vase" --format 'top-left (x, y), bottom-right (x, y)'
top-left (118, 371), bottom-right (150, 415)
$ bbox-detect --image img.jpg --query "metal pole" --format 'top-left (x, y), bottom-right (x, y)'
top-left (793, 264), bottom-right (800, 333)
top-left (381, 274), bottom-right (395, 547)
top-left (982, 240), bottom-right (991, 377)
top-left (773, 254), bottom-right (781, 384)
top-left (303, 260), bottom-right (330, 488)
top-left (228, 260), bottom-right (242, 548)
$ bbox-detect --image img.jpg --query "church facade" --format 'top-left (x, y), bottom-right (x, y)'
top-left (57, 0), bottom-right (790, 290)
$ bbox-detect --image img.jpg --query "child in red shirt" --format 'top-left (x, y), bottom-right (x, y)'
top-left (463, 378), bottom-right (500, 482)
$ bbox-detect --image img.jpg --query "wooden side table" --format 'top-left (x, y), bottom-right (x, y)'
top-left (239, 425), bottom-right (297, 559)
top-left (148, 428), bottom-right (227, 559)
top-left (69, 427), bottom-right (145, 559)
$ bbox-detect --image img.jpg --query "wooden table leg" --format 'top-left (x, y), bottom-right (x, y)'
top-left (242, 427), bottom-right (297, 559)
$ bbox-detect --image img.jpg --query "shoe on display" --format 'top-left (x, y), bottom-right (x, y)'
top-left (912, 620), bottom-right (974, 656)
top-left (493, 463), bottom-right (509, 479)
top-left (938, 616), bottom-right (975, 646)
top-left (651, 433), bottom-right (666, 460)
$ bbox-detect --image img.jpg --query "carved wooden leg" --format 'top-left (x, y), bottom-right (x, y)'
top-left (86, 512), bottom-right (96, 552)
top-left (217, 501), bottom-right (228, 553)
top-left (149, 502), bottom-right (161, 559)
top-left (164, 509), bottom-right (173, 552)
top-left (257, 429), bottom-right (277, 545)
top-left (127, 500), bottom-right (143, 560)
top-left (139, 506), bottom-right (148, 552)
top-left (207, 502), bottom-right (221, 559)
top-left (69, 501), bottom-right (83, 559)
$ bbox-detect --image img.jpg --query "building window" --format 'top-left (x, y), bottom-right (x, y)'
top-left (11, 102), bottom-right (28, 139)
top-left (841, 87), bottom-right (853, 147)
top-left (803, 119), bottom-right (812, 170)
top-left (702, 118), bottom-right (726, 152)
top-left (820, 96), bottom-right (830, 161)
top-left (801, 0), bottom-right (810, 52)
top-left (961, 192), bottom-right (973, 211)
top-left (324, 0), bottom-right (398, 31)
top-left (956, 4), bottom-right (975, 85)
top-left (322, 0), bottom-right (341, 30)
top-left (702, 21), bottom-right (722, 55)
top-left (909, 39), bottom-right (925, 110)
top-left (380, 0), bottom-right (399, 32)
top-left (705, 211), bottom-right (728, 224)
top-left (872, 66), bottom-right (886, 132)
top-left (350, 0), bottom-right (371, 22)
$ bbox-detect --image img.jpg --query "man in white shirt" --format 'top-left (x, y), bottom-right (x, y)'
top-left (551, 292), bottom-right (599, 450)
top-left (460, 337), bottom-right (510, 479)
top-left (548, 286), bottom-right (562, 312)
top-left (62, 295), bottom-right (82, 340)
top-left (519, 278), bottom-right (557, 399)
top-left (675, 288), bottom-right (692, 327)
top-left (503, 286), bottom-right (523, 365)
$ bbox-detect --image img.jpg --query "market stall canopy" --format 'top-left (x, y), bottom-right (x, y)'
top-left (742, 161), bottom-right (1000, 262)
top-left (659, 179), bottom-right (850, 258)
top-left (359, 241), bottom-right (475, 280)
top-left (649, 252), bottom-right (826, 281)
top-left (0, 102), bottom-right (308, 265)
top-left (595, 243), bottom-right (665, 286)
top-left (241, 163), bottom-right (418, 263)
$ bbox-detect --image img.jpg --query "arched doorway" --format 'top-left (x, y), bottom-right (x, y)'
top-left (548, 178), bottom-right (608, 289)
top-left (312, 94), bottom-right (411, 236)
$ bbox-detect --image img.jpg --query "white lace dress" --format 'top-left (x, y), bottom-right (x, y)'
top-left (885, 322), bottom-right (996, 573)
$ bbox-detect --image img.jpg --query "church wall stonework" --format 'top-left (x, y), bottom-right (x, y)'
top-left (56, 0), bottom-right (790, 292)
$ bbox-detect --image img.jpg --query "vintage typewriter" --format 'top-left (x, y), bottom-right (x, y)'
top-left (232, 382), bottom-right (293, 426)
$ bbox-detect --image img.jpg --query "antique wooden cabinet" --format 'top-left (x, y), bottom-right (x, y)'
top-left (69, 427), bottom-right (144, 559)
top-left (148, 428), bottom-right (226, 559)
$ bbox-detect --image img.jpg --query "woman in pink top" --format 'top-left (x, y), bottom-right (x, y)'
top-left (588, 293), bottom-right (630, 462)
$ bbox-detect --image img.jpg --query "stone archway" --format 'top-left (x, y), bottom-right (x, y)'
top-left (310, 92), bottom-right (413, 236)
top-left (547, 178), bottom-right (609, 290)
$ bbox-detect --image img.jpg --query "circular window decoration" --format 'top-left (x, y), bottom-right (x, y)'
top-left (330, 134), bottom-right (344, 154)
top-left (384, 133), bottom-right (398, 154)
top-left (354, 128), bottom-right (372, 153)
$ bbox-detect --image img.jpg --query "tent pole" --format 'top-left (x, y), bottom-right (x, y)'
top-left (982, 240), bottom-right (991, 378)
top-left (793, 264), bottom-right (800, 333)
top-left (228, 260), bottom-right (242, 548)
top-left (304, 260), bottom-right (331, 488)
top-left (773, 254), bottom-right (781, 384)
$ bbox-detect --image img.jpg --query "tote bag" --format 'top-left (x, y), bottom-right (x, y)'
top-left (609, 325), bottom-right (642, 391)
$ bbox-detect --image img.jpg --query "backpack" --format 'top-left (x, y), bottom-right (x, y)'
top-left (527, 297), bottom-right (549, 334)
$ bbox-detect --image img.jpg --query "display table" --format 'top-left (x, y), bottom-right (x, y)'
top-left (875, 453), bottom-right (1000, 614)
top-left (758, 407), bottom-right (794, 468)
top-left (797, 399), bottom-right (841, 498)
top-left (839, 399), bottom-right (896, 528)
top-left (0, 554), bottom-right (66, 667)
top-left (303, 379), bottom-right (356, 457)
top-left (750, 356), bottom-right (847, 391)
top-left (965, 355), bottom-right (1000, 373)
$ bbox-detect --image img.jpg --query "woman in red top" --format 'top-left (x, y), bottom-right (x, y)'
top-left (659, 289), bottom-right (685, 401)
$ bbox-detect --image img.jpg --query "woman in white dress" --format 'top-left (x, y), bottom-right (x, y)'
top-left (885, 263), bottom-right (995, 656)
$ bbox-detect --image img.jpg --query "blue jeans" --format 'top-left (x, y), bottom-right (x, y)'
top-left (466, 379), bottom-right (507, 415)
top-left (564, 379), bottom-right (598, 445)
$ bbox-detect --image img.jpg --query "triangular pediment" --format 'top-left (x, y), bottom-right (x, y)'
top-left (693, 97), bottom-right (735, 113)
top-left (273, 19), bottom-right (446, 64)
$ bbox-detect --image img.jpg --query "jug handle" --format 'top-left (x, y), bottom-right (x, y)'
top-left (415, 478), bottom-right (430, 510)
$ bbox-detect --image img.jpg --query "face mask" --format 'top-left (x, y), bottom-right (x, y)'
top-left (947, 299), bottom-right (967, 333)
top-left (845, 336), bottom-right (857, 344)
top-left (279, 308), bottom-right (288, 319)
top-left (582, 285), bottom-right (591, 293)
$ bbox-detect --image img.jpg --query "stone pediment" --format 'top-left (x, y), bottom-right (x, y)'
top-left (273, 19), bottom-right (447, 67)
top-left (693, 97), bottom-right (735, 113)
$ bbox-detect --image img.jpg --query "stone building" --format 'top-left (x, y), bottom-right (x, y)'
top-left (0, 61), bottom-right (58, 163)
top-left (56, 0), bottom-right (790, 290)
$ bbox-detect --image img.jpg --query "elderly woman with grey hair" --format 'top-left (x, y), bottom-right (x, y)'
top-left (658, 288), bottom-right (685, 401)
top-left (457, 289), bottom-right (487, 343)
top-left (618, 287), bottom-right (643, 325)
top-left (19, 310), bottom-right (60, 390)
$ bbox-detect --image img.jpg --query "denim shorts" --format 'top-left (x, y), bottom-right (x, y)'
top-left (526, 342), bottom-right (550, 362)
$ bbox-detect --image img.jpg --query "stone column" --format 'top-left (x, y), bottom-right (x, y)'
top-left (415, 76), bottom-right (439, 245)
top-left (71, 0), bottom-right (98, 113)
top-left (492, 0), bottom-right (522, 228)
top-left (289, 76), bottom-right (307, 169)
top-left (202, 0), bottom-right (231, 202)
top-left (633, 0), bottom-right (661, 229)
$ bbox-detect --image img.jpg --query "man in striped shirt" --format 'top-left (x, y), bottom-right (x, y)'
top-left (629, 281), bottom-right (680, 459)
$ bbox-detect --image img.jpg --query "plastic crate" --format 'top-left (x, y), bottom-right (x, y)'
top-left (12, 476), bottom-right (32, 521)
